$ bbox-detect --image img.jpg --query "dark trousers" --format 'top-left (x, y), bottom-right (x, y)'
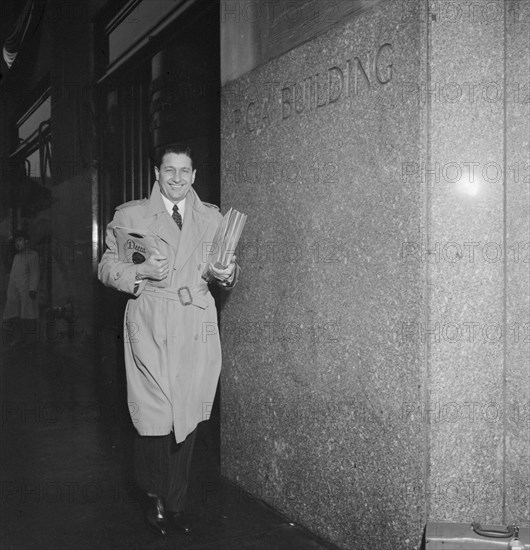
top-left (134, 428), bottom-right (197, 512)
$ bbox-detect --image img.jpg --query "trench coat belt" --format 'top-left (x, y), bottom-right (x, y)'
top-left (141, 284), bottom-right (210, 309)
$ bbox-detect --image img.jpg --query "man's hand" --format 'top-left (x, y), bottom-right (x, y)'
top-left (29, 291), bottom-right (37, 300)
top-left (209, 254), bottom-right (237, 284)
top-left (137, 253), bottom-right (169, 281)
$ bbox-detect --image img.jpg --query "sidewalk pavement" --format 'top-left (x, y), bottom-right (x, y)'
top-left (0, 340), bottom-right (341, 550)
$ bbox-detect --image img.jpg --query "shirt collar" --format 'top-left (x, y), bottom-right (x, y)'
top-left (161, 192), bottom-right (186, 219)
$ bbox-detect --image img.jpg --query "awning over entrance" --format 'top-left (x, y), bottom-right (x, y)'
top-left (2, 0), bottom-right (41, 69)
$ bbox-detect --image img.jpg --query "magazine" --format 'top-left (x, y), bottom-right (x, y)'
top-left (202, 208), bottom-right (247, 281)
top-left (113, 227), bottom-right (161, 264)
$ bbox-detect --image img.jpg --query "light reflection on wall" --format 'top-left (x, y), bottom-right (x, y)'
top-left (455, 164), bottom-right (483, 197)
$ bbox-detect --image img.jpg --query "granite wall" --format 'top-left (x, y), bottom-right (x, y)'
top-left (504, 0), bottom-right (530, 526)
top-left (220, 0), bottom-right (529, 548)
top-left (417, 0), bottom-right (530, 526)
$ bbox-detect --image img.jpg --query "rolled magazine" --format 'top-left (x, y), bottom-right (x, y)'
top-left (202, 208), bottom-right (247, 282)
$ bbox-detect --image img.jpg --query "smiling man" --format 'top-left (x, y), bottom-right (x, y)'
top-left (156, 148), bottom-right (195, 203)
top-left (98, 143), bottom-right (238, 537)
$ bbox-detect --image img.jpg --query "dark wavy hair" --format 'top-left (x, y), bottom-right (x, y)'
top-left (152, 143), bottom-right (194, 169)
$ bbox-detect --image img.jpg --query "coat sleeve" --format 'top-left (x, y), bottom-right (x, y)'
top-left (98, 209), bottom-right (147, 296)
top-left (28, 252), bottom-right (40, 292)
top-left (216, 263), bottom-right (241, 289)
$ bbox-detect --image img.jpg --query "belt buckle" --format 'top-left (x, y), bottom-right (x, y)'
top-left (177, 286), bottom-right (193, 306)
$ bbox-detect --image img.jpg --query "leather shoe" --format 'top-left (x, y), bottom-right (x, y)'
top-left (143, 495), bottom-right (169, 536)
top-left (167, 510), bottom-right (193, 534)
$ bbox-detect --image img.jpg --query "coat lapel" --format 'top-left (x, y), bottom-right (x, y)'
top-left (145, 184), bottom-right (181, 249)
top-left (143, 184), bottom-right (208, 272)
top-left (173, 187), bottom-right (208, 274)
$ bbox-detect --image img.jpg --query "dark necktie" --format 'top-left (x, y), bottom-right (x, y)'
top-left (172, 204), bottom-right (182, 230)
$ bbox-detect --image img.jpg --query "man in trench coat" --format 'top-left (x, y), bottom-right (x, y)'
top-left (98, 144), bottom-right (237, 536)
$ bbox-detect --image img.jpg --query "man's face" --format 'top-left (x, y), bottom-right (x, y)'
top-left (155, 152), bottom-right (196, 204)
top-left (14, 237), bottom-right (26, 251)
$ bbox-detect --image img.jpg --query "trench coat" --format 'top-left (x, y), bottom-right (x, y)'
top-left (98, 184), bottom-right (230, 443)
top-left (3, 249), bottom-right (40, 320)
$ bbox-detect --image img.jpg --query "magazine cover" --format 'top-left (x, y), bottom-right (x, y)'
top-left (113, 227), bottom-right (161, 264)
